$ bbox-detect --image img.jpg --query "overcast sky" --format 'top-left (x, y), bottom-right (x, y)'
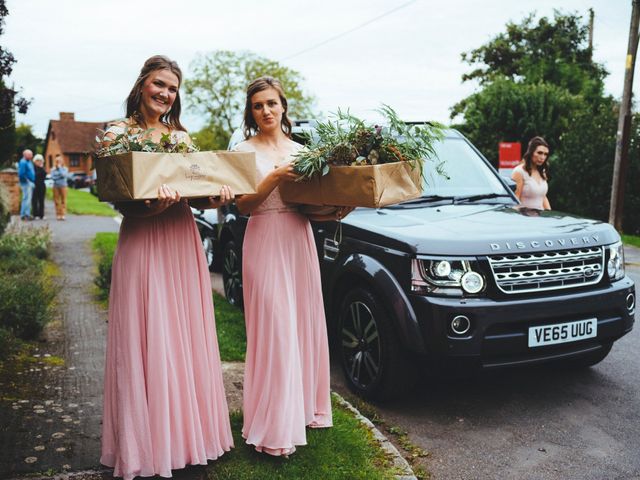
top-left (2, 0), bottom-right (633, 137)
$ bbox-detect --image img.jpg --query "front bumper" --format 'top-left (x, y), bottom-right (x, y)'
top-left (410, 276), bottom-right (635, 368)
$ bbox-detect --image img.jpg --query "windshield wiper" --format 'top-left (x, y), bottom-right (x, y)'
top-left (454, 193), bottom-right (513, 203)
top-left (393, 195), bottom-right (456, 206)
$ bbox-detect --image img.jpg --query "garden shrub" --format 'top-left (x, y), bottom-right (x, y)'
top-left (0, 226), bottom-right (57, 343)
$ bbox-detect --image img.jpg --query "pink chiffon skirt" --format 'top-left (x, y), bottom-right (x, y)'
top-left (101, 202), bottom-right (233, 479)
top-left (241, 211), bottom-right (332, 456)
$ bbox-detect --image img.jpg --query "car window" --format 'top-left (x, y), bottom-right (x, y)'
top-left (422, 138), bottom-right (507, 196)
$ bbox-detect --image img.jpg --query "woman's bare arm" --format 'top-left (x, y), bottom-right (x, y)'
top-left (235, 164), bottom-right (299, 215)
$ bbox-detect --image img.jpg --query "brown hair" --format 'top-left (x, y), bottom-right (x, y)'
top-left (523, 136), bottom-right (550, 180)
top-left (243, 76), bottom-right (292, 139)
top-left (125, 55), bottom-right (186, 131)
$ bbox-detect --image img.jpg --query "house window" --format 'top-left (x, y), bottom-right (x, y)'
top-left (69, 154), bottom-right (80, 167)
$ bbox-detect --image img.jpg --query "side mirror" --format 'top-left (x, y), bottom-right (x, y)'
top-left (502, 176), bottom-right (517, 192)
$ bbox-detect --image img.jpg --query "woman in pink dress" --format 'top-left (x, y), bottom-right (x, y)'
top-left (100, 55), bottom-right (234, 479)
top-left (511, 136), bottom-right (551, 210)
top-left (235, 76), bottom-right (350, 457)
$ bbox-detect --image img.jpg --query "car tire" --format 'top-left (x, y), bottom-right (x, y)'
top-left (338, 286), bottom-right (415, 401)
top-left (222, 240), bottom-right (243, 308)
top-left (566, 342), bottom-right (613, 368)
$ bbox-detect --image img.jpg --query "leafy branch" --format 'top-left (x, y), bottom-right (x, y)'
top-left (292, 105), bottom-right (446, 181)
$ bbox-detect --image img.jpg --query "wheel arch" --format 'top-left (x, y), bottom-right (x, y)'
top-left (328, 253), bottom-right (427, 354)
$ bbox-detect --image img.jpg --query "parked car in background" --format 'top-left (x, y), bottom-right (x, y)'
top-left (67, 172), bottom-right (93, 189)
top-left (218, 122), bottom-right (636, 401)
top-left (192, 207), bottom-right (220, 272)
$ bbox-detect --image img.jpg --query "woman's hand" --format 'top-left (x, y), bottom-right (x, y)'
top-left (193, 185), bottom-right (236, 209)
top-left (272, 163), bottom-right (300, 183)
top-left (144, 184), bottom-right (180, 213)
top-left (335, 206), bottom-right (355, 220)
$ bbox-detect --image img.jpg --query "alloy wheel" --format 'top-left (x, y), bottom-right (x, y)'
top-left (341, 300), bottom-right (382, 389)
top-left (223, 243), bottom-right (242, 306)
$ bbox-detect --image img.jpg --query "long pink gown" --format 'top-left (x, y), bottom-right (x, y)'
top-left (236, 141), bottom-right (333, 456)
top-left (101, 169), bottom-right (233, 478)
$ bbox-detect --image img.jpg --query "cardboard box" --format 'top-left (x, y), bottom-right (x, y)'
top-left (96, 151), bottom-right (256, 202)
top-left (279, 161), bottom-right (423, 208)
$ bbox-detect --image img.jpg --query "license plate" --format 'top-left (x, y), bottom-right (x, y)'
top-left (528, 318), bottom-right (597, 347)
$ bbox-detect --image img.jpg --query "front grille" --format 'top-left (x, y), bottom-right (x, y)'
top-left (488, 247), bottom-right (605, 294)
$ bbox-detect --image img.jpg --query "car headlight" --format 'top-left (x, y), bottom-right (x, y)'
top-left (607, 241), bottom-right (625, 281)
top-left (411, 258), bottom-right (485, 295)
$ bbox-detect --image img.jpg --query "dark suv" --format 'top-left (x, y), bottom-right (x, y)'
top-left (219, 124), bottom-right (636, 400)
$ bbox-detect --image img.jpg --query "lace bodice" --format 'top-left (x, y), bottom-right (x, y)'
top-left (103, 124), bottom-right (190, 143)
top-left (234, 141), bottom-right (301, 214)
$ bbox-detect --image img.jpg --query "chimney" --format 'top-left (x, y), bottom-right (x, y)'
top-left (59, 112), bottom-right (75, 121)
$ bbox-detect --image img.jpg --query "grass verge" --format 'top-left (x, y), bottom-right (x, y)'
top-left (622, 234), bottom-right (640, 249)
top-left (208, 397), bottom-right (397, 480)
top-left (46, 188), bottom-right (116, 216)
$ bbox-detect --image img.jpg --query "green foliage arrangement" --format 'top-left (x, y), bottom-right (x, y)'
top-left (0, 226), bottom-right (57, 353)
top-left (292, 105), bottom-right (445, 180)
top-left (95, 125), bottom-right (198, 157)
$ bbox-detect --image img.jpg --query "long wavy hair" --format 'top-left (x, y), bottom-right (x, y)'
top-left (243, 76), bottom-right (292, 139)
top-left (523, 136), bottom-right (550, 180)
top-left (125, 55), bottom-right (186, 131)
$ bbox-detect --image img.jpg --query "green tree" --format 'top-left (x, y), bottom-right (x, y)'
top-left (459, 10), bottom-right (607, 100)
top-left (1, 0), bottom-right (31, 166)
top-left (15, 123), bottom-right (43, 155)
top-left (451, 9), bottom-right (640, 233)
top-left (184, 50), bottom-right (316, 146)
top-left (452, 78), bottom-right (584, 165)
top-left (191, 123), bottom-right (230, 151)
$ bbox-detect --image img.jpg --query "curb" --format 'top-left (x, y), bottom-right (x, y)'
top-left (332, 392), bottom-right (417, 480)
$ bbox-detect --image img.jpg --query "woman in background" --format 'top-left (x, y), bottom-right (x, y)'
top-left (31, 154), bottom-right (46, 219)
top-left (511, 136), bottom-right (551, 210)
top-left (50, 154), bottom-right (69, 220)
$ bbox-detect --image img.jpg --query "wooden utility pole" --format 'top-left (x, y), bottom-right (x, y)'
top-left (588, 8), bottom-right (595, 57)
top-left (609, 0), bottom-right (640, 231)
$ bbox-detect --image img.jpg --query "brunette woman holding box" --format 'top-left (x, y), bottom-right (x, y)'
top-left (234, 76), bottom-right (353, 457)
top-left (100, 55), bottom-right (233, 479)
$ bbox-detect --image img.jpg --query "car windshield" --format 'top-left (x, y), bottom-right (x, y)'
top-left (421, 137), bottom-right (508, 197)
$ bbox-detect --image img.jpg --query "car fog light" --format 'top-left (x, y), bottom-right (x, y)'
top-left (461, 271), bottom-right (484, 294)
top-left (451, 315), bottom-right (471, 335)
top-left (627, 293), bottom-right (636, 312)
top-left (433, 260), bottom-right (452, 277)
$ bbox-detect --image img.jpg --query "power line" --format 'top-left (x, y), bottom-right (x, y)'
top-left (280, 0), bottom-right (419, 61)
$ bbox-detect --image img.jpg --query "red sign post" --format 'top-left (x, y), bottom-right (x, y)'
top-left (498, 142), bottom-right (522, 170)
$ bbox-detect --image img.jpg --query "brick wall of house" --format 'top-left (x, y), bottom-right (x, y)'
top-left (44, 133), bottom-right (64, 172)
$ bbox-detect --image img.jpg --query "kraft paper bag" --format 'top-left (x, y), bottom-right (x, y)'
top-left (279, 161), bottom-right (423, 208)
top-left (96, 151), bottom-right (256, 202)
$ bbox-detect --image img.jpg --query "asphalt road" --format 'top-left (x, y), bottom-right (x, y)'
top-left (331, 247), bottom-right (640, 480)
